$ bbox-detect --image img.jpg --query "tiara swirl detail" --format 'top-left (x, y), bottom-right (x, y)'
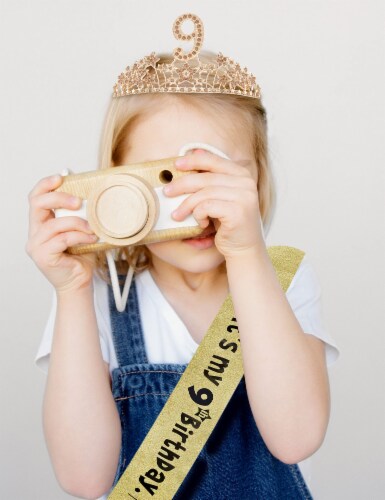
top-left (113, 13), bottom-right (261, 100)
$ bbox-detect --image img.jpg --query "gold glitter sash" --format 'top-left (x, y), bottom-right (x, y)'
top-left (108, 246), bottom-right (305, 499)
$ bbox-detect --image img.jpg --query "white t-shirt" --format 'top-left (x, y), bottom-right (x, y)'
top-left (34, 253), bottom-right (340, 494)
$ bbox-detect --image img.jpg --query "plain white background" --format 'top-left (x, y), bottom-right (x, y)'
top-left (1, 1), bottom-right (384, 498)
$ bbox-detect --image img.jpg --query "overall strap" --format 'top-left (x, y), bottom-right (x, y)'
top-left (108, 277), bottom-right (148, 367)
top-left (108, 246), bottom-right (306, 500)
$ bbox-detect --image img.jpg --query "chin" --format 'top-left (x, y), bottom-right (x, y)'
top-left (146, 239), bottom-right (225, 274)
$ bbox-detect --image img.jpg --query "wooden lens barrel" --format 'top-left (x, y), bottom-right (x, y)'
top-left (86, 174), bottom-right (159, 246)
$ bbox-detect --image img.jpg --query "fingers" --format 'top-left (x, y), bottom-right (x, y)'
top-left (28, 174), bottom-right (63, 199)
top-left (192, 199), bottom-right (241, 231)
top-left (172, 185), bottom-right (258, 221)
top-left (26, 214), bottom-right (95, 258)
top-left (31, 191), bottom-right (82, 212)
top-left (164, 171), bottom-right (256, 197)
top-left (26, 174), bottom-right (96, 264)
top-left (28, 174), bottom-right (83, 237)
top-left (169, 150), bottom-right (257, 203)
top-left (33, 216), bottom-right (95, 246)
top-left (29, 192), bottom-right (82, 229)
top-left (26, 219), bottom-right (97, 263)
top-left (175, 149), bottom-right (254, 177)
top-left (43, 230), bottom-right (98, 256)
top-left (27, 229), bottom-right (98, 270)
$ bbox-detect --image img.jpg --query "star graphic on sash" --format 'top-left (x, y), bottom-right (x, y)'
top-left (195, 407), bottom-right (211, 422)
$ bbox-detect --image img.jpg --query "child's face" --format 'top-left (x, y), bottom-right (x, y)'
top-left (121, 97), bottom-right (257, 275)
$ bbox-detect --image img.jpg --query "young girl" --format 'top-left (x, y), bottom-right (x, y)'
top-left (28, 13), bottom-right (339, 500)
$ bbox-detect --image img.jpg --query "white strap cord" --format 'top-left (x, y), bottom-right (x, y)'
top-left (107, 143), bottom-right (234, 311)
top-left (177, 142), bottom-right (230, 160)
top-left (106, 250), bottom-right (138, 312)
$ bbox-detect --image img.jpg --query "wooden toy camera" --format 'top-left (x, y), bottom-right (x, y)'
top-left (54, 157), bottom-right (201, 254)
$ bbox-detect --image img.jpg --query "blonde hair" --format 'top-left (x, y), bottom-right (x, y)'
top-left (95, 51), bottom-right (276, 281)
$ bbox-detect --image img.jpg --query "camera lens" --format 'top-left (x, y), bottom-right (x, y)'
top-left (159, 170), bottom-right (173, 183)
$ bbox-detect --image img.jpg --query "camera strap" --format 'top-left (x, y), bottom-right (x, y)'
top-left (107, 245), bottom-right (305, 500)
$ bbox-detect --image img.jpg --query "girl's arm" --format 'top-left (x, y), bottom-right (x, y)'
top-left (44, 286), bottom-right (121, 499)
top-left (169, 150), bottom-right (330, 464)
top-left (225, 246), bottom-right (330, 464)
top-left (26, 174), bottom-right (120, 498)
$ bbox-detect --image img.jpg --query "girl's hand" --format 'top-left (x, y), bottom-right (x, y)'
top-left (25, 174), bottom-right (99, 294)
top-left (164, 149), bottom-right (266, 258)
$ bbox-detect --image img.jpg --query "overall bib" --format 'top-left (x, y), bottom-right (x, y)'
top-left (108, 279), bottom-right (313, 499)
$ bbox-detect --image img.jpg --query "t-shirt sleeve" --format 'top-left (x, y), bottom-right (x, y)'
top-left (34, 277), bottom-right (112, 375)
top-left (286, 254), bottom-right (340, 368)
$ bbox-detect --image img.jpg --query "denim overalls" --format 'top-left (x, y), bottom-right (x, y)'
top-left (108, 278), bottom-right (313, 499)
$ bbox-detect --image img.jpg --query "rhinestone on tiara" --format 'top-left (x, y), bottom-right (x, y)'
top-left (113, 13), bottom-right (261, 99)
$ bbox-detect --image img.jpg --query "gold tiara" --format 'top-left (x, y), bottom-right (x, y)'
top-left (113, 13), bottom-right (261, 100)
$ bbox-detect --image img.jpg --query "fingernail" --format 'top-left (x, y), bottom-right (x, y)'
top-left (175, 158), bottom-right (186, 167)
top-left (52, 174), bottom-right (61, 182)
top-left (163, 185), bottom-right (171, 194)
top-left (70, 196), bottom-right (81, 205)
